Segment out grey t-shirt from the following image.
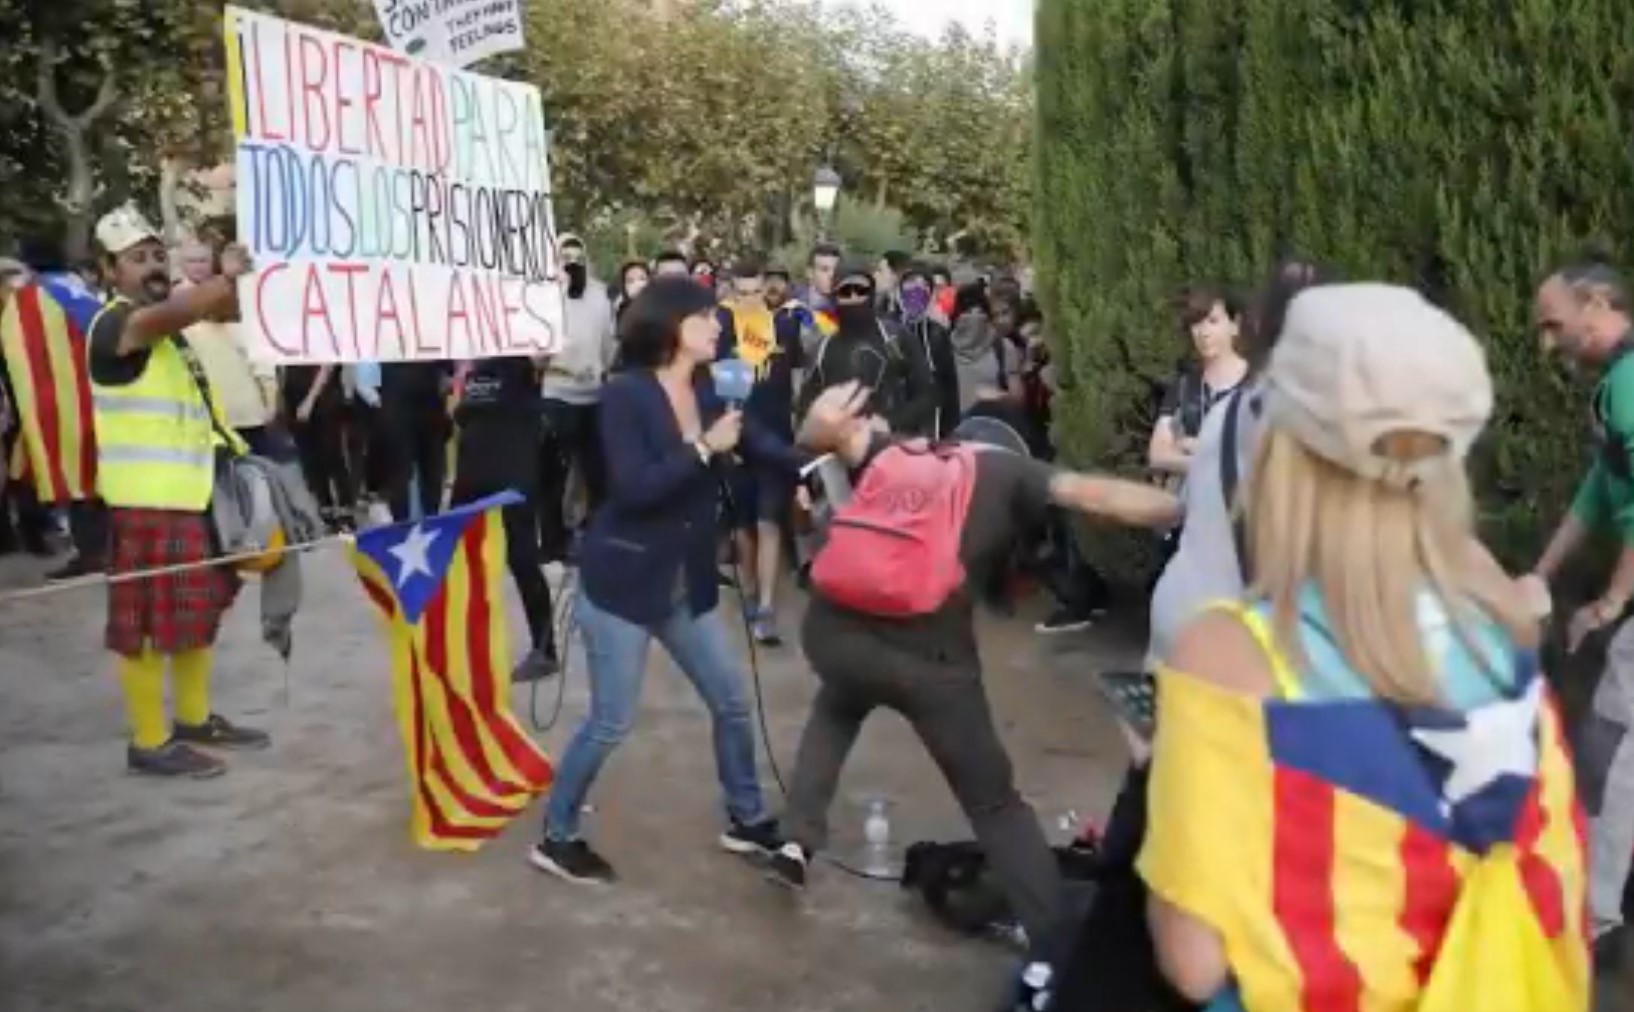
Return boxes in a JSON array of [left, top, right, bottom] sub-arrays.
[[1146, 379, 1262, 666]]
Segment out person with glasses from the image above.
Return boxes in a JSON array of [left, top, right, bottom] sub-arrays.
[[795, 261, 935, 437]]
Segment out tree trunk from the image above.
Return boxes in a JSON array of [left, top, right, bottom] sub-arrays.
[[60, 131, 95, 262], [158, 156, 185, 247], [36, 44, 117, 262]]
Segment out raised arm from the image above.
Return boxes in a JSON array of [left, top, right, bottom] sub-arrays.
[[112, 246, 250, 356]]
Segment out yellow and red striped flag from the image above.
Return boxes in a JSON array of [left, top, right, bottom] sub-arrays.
[[1139, 608, 1589, 1011], [351, 492, 553, 851], [0, 279, 98, 504]]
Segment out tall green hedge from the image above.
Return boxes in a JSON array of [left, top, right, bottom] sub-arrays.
[[1036, 0, 1634, 585]]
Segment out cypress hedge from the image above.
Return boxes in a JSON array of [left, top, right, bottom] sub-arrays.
[[1035, 0, 1634, 587]]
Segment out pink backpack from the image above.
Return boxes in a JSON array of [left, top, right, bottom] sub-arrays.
[[811, 441, 980, 616]]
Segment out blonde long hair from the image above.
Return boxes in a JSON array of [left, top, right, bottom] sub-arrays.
[[1244, 428, 1535, 706]]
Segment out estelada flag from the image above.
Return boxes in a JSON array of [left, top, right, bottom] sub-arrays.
[[1139, 607, 1589, 1012], [351, 492, 553, 851], [0, 278, 98, 504]]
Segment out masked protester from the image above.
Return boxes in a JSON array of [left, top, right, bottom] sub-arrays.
[[85, 205, 269, 778], [538, 233, 617, 561], [796, 261, 936, 436], [896, 264, 958, 438]]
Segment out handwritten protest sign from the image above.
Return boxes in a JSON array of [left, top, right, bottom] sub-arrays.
[[223, 6, 563, 364], [372, 0, 525, 69]]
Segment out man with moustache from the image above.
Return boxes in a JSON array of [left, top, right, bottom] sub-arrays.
[[86, 205, 268, 778]]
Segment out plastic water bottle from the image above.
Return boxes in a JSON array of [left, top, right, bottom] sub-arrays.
[[862, 797, 891, 877], [1017, 961, 1053, 1011]]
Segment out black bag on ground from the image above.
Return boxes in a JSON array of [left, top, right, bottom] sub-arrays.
[[900, 835, 1106, 945]]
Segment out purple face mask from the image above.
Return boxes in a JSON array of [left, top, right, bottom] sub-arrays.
[[900, 285, 931, 321]]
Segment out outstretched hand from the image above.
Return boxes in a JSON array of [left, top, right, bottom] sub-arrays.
[[797, 380, 869, 453]]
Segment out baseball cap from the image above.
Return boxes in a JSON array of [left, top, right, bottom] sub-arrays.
[[1262, 283, 1492, 489], [95, 205, 161, 256], [951, 414, 1032, 458]]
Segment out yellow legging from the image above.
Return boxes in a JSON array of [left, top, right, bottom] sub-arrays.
[[116, 648, 212, 750]]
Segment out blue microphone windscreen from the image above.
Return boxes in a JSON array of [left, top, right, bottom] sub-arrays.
[[711, 359, 755, 404]]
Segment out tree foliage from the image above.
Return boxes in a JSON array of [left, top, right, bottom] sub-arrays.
[[0, 0, 1032, 261], [1036, 0, 1634, 585]]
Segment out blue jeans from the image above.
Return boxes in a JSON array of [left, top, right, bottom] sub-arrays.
[[542, 592, 768, 840]]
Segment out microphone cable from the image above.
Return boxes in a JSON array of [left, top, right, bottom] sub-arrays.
[[716, 468, 896, 884]]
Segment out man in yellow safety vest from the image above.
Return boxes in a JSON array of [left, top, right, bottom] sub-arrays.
[[88, 205, 267, 778]]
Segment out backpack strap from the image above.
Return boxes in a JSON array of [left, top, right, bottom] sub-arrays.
[[1201, 600, 1303, 700], [1219, 387, 1250, 583]]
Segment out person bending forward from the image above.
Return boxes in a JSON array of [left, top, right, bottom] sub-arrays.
[[767, 381, 1179, 954]]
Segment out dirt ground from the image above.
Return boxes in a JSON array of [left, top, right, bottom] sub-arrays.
[[0, 547, 1137, 1012], [4, 544, 1631, 1012]]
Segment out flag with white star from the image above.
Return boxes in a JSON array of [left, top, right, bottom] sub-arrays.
[[351, 492, 553, 851], [1140, 617, 1591, 1011]]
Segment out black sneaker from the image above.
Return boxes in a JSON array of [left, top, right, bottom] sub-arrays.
[[173, 714, 271, 751], [720, 819, 782, 857], [1035, 604, 1105, 635], [528, 838, 616, 885], [45, 554, 104, 582], [512, 647, 560, 684], [128, 740, 226, 779], [766, 842, 809, 890]]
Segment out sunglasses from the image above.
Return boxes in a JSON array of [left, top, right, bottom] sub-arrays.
[[835, 284, 872, 300]]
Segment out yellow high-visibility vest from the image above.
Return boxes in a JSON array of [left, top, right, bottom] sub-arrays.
[[89, 301, 242, 511]]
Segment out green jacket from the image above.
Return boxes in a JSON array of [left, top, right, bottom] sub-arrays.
[[1570, 350, 1634, 543]]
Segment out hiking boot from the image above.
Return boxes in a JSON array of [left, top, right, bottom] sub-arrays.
[[1035, 603, 1106, 635], [512, 647, 560, 684], [766, 842, 809, 890], [127, 740, 226, 779], [45, 554, 104, 582], [528, 838, 616, 885], [720, 818, 783, 858], [173, 714, 271, 751], [750, 609, 782, 647]]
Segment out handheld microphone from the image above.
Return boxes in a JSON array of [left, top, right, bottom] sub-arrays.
[[710, 358, 754, 410]]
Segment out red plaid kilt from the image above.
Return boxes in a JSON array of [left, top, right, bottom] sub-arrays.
[[106, 508, 239, 657]]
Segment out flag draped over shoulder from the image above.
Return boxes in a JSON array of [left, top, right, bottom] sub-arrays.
[[1139, 634, 1589, 1011], [0, 278, 98, 503], [350, 492, 553, 851]]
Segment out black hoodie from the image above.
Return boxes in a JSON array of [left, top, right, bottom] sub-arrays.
[[798, 294, 936, 436]]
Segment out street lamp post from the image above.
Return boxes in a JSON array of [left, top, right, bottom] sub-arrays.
[[812, 164, 841, 243]]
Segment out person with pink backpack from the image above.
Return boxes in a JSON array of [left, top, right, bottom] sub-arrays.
[[765, 380, 1179, 957]]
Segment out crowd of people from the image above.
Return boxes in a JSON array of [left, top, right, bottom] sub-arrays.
[[3, 203, 1633, 1010]]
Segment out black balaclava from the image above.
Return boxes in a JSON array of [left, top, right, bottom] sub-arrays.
[[564, 261, 588, 298], [834, 261, 878, 335]]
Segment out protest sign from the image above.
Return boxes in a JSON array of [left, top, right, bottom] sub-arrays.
[[223, 6, 563, 364], [372, 0, 525, 69]]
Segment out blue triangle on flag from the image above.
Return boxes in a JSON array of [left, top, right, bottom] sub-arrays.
[[354, 490, 522, 624]]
